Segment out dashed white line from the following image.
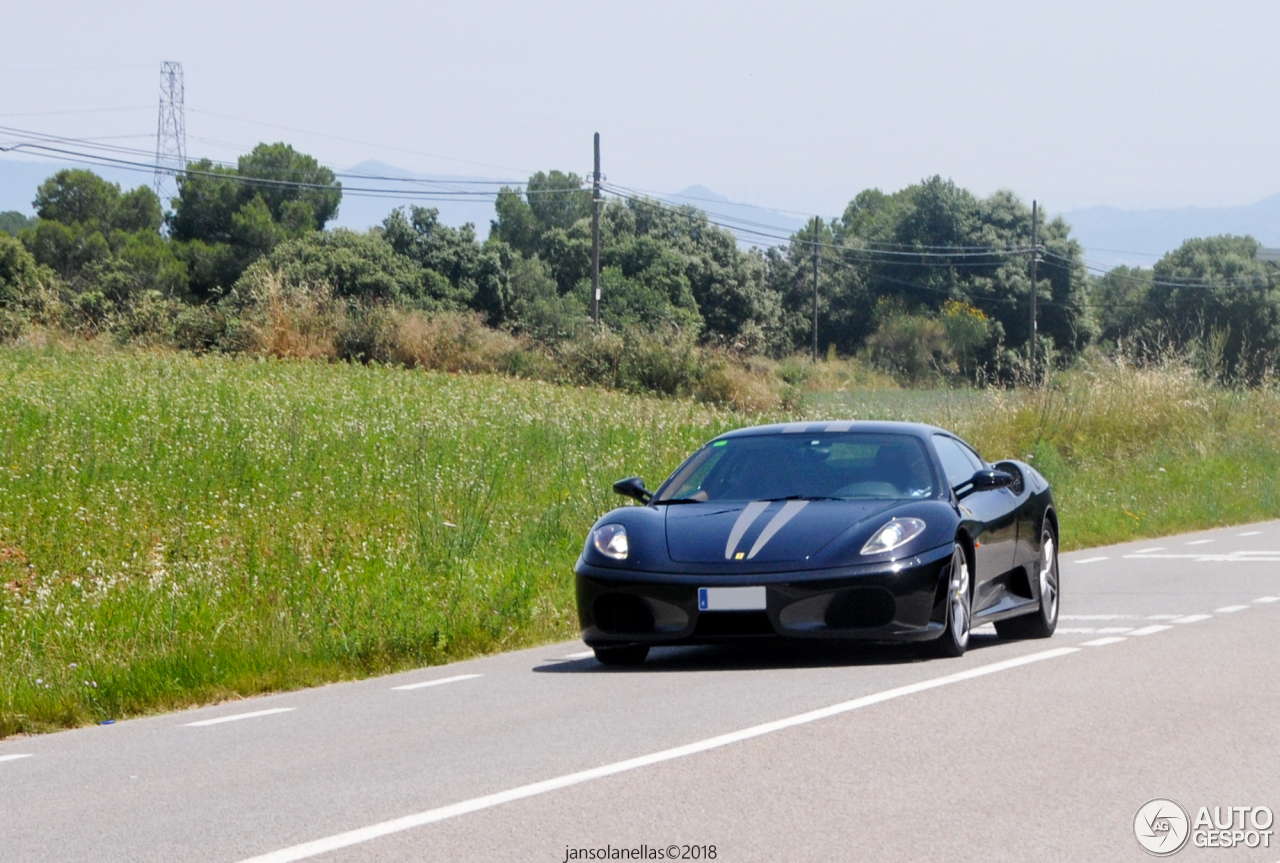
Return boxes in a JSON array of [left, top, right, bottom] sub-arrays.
[[233, 647, 1080, 863], [1215, 605, 1249, 614], [1237, 531, 1262, 537], [0, 753, 33, 763], [1255, 596, 1280, 604], [1172, 614, 1212, 624], [392, 674, 482, 691], [1124, 553, 1280, 562], [1073, 556, 1109, 564], [561, 651, 596, 660], [1080, 636, 1127, 647], [1128, 625, 1174, 637], [1186, 539, 1214, 545], [1060, 614, 1183, 621], [1058, 627, 1133, 634], [1061, 614, 1142, 620], [1134, 547, 1165, 553], [184, 708, 296, 727]]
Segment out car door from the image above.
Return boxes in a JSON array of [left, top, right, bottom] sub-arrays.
[[932, 435, 1018, 612]]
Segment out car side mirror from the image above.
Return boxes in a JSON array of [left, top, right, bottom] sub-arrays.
[[612, 476, 652, 503], [954, 469, 1014, 500]]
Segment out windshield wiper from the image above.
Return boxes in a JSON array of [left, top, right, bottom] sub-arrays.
[[656, 497, 707, 505]]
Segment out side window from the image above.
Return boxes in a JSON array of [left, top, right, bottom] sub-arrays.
[[956, 440, 986, 470], [933, 436, 980, 488]]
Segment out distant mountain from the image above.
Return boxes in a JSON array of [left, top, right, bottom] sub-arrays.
[[1064, 195, 1280, 270], [663, 185, 808, 246]]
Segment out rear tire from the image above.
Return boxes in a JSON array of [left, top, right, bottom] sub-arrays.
[[995, 521, 1059, 640], [593, 644, 650, 666], [931, 544, 972, 658]]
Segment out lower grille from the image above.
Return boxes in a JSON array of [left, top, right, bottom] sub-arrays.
[[693, 611, 775, 637]]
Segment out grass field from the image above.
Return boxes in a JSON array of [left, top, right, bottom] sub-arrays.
[[3, 345, 1280, 736]]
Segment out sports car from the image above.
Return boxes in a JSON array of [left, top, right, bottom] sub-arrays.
[[575, 421, 1059, 665]]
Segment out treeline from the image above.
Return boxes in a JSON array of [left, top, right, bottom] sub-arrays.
[[3, 141, 1280, 393]]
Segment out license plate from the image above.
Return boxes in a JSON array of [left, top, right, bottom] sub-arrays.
[[698, 586, 767, 611]]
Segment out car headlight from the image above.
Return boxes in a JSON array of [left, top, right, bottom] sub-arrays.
[[592, 524, 629, 560], [860, 518, 926, 556]]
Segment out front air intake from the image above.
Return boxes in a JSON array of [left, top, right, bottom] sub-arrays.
[[824, 587, 896, 629], [593, 594, 655, 635]]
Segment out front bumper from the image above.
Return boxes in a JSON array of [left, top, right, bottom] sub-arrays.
[[576, 544, 953, 646]]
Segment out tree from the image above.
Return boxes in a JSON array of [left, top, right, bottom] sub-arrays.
[[491, 171, 592, 259], [1145, 235, 1280, 380], [1090, 265, 1154, 348], [381, 207, 508, 323], [169, 143, 342, 299], [21, 170, 182, 304], [34, 170, 120, 227], [237, 228, 424, 306], [797, 177, 1093, 368], [0, 234, 60, 336], [0, 212, 37, 237], [33, 170, 162, 234]]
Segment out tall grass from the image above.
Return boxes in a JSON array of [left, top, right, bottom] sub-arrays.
[[3, 345, 1279, 736], [0, 345, 736, 735]]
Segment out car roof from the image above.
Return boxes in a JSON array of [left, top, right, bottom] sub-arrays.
[[712, 420, 949, 442]]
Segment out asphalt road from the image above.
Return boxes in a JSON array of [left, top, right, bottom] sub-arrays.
[[3, 521, 1279, 863]]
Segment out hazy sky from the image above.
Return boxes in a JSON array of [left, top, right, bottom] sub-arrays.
[[3, 0, 1279, 220]]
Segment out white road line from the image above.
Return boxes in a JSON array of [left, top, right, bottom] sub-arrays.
[[1186, 539, 1214, 545], [1237, 531, 1262, 536], [1172, 614, 1212, 624], [1073, 556, 1109, 564], [561, 651, 596, 660], [1080, 636, 1127, 647], [392, 674, 482, 691], [1060, 614, 1181, 621], [1255, 596, 1280, 604], [1128, 625, 1174, 637], [1134, 547, 1165, 553], [1061, 614, 1142, 620], [234, 647, 1080, 863], [1058, 627, 1133, 634], [184, 708, 296, 728], [1124, 553, 1280, 562], [1215, 605, 1249, 614], [0, 753, 33, 763]]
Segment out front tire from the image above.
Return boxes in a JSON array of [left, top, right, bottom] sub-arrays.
[[995, 521, 1059, 640], [931, 544, 972, 658], [593, 644, 650, 666]]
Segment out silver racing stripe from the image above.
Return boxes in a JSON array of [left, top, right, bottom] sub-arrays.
[[746, 500, 809, 559], [724, 500, 771, 559]]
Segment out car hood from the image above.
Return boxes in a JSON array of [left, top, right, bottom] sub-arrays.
[[664, 499, 899, 564]]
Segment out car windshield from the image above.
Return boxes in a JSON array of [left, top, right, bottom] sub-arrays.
[[655, 432, 935, 502]]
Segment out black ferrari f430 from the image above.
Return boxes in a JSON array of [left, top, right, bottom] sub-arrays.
[[574, 421, 1059, 665]]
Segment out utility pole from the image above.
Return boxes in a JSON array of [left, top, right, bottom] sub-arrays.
[[812, 216, 820, 362], [153, 61, 187, 208], [1029, 199, 1038, 384], [591, 132, 601, 328]]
